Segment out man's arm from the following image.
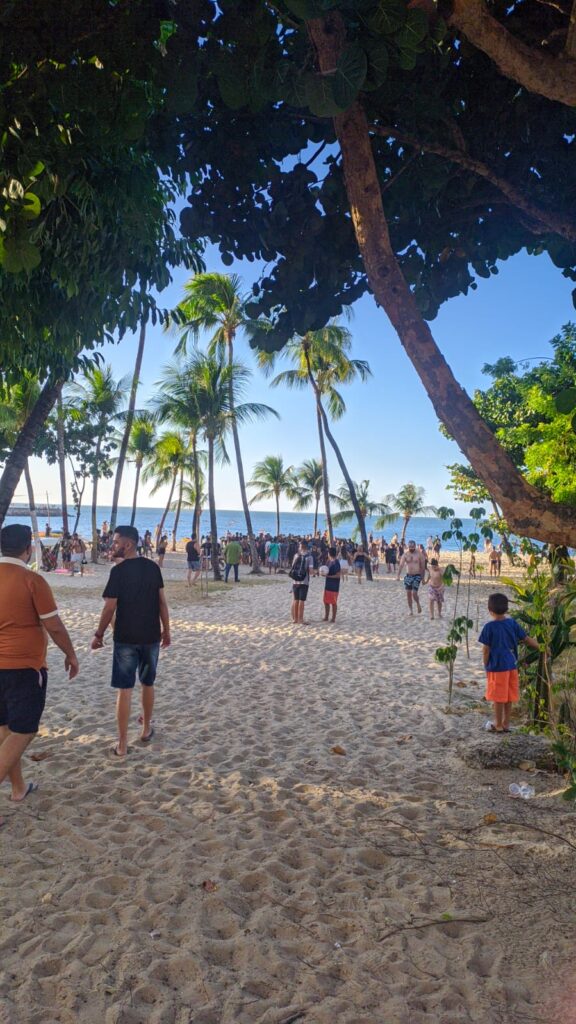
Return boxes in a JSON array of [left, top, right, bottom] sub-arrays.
[[481, 644, 490, 667], [91, 597, 117, 649], [159, 588, 171, 648], [397, 555, 405, 577], [523, 635, 540, 651], [43, 615, 79, 678]]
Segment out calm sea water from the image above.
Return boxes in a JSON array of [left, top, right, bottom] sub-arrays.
[[14, 506, 499, 552]]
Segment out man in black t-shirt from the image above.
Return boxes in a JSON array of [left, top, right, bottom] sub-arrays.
[[322, 546, 341, 623], [186, 535, 201, 586], [91, 525, 171, 757]]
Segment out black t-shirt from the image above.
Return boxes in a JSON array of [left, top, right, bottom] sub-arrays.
[[186, 540, 199, 560], [103, 558, 164, 644], [325, 559, 341, 593]]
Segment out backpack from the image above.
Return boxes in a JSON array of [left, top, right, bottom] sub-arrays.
[[289, 554, 308, 582]]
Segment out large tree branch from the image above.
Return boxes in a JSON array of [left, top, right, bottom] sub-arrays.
[[0, 379, 61, 527], [370, 123, 576, 243], [447, 0, 576, 107], [309, 11, 576, 548]]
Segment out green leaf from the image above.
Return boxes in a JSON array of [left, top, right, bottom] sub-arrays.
[[284, 0, 322, 18], [556, 387, 576, 414], [364, 39, 389, 87], [22, 191, 41, 220], [396, 48, 418, 70], [395, 8, 429, 50], [305, 73, 344, 118], [333, 43, 368, 109], [216, 60, 248, 110], [0, 235, 41, 273], [368, 0, 406, 35], [562, 785, 576, 801]]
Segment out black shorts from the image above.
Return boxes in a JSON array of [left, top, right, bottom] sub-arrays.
[[292, 583, 309, 602], [0, 667, 48, 734]]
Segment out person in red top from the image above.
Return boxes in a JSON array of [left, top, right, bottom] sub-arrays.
[[0, 524, 79, 802]]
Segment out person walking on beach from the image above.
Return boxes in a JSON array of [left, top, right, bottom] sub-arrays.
[[91, 525, 171, 757], [186, 534, 201, 586], [424, 558, 445, 619], [290, 541, 314, 625], [157, 534, 168, 568], [322, 547, 341, 623], [397, 539, 426, 615], [479, 593, 538, 733], [70, 533, 86, 576], [224, 536, 242, 583], [0, 524, 79, 802]]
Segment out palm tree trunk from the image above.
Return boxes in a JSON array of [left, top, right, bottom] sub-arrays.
[[226, 337, 261, 572], [316, 403, 333, 543], [110, 321, 146, 532], [91, 435, 102, 563], [172, 468, 185, 551], [304, 353, 373, 580], [191, 434, 202, 540], [70, 460, 86, 534], [0, 379, 61, 528], [309, 13, 576, 550], [56, 384, 69, 534], [314, 493, 319, 537], [130, 458, 142, 527], [275, 492, 280, 537], [157, 470, 177, 547], [400, 515, 411, 544], [207, 435, 222, 580], [24, 460, 42, 570]]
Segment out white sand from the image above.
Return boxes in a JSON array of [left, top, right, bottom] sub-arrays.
[[1, 556, 575, 1024]]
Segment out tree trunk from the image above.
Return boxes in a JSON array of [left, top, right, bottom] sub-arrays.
[[157, 470, 177, 549], [56, 384, 69, 535], [207, 435, 222, 580], [313, 494, 319, 537], [0, 379, 61, 528], [191, 433, 202, 542], [172, 467, 184, 551], [91, 435, 102, 563], [70, 460, 86, 534], [130, 457, 142, 527], [401, 515, 411, 544], [304, 350, 373, 579], [309, 13, 576, 550], [110, 320, 146, 532], [316, 402, 333, 543], [227, 335, 261, 572], [275, 492, 280, 537], [24, 460, 42, 570]]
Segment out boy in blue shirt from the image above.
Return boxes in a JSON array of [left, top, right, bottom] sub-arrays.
[[478, 593, 538, 734]]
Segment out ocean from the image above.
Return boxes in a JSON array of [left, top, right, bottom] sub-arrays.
[[15, 506, 498, 552]]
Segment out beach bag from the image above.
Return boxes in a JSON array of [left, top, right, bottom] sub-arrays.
[[289, 555, 308, 582]]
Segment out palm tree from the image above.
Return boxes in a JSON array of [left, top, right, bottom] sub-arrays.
[[257, 322, 372, 570], [171, 272, 268, 572], [291, 458, 324, 536], [333, 480, 390, 536], [0, 373, 45, 567], [173, 479, 208, 539], [375, 483, 438, 543], [110, 321, 147, 532], [142, 430, 190, 549], [127, 412, 156, 527], [69, 365, 130, 561], [248, 455, 295, 536], [55, 384, 69, 534], [155, 353, 274, 580]]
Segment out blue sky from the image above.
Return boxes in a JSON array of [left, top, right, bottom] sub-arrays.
[[28, 244, 576, 515]]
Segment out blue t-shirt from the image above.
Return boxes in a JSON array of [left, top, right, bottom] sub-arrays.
[[478, 617, 527, 672], [325, 559, 341, 593]]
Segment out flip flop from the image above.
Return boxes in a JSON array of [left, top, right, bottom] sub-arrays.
[[486, 724, 504, 734], [10, 781, 38, 802], [112, 746, 126, 757], [141, 727, 155, 743]]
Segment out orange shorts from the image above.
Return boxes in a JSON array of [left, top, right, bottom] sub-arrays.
[[323, 591, 338, 606], [485, 669, 519, 703]]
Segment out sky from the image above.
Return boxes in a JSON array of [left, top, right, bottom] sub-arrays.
[[26, 242, 576, 516]]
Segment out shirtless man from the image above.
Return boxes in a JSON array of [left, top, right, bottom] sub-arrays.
[[397, 539, 426, 615]]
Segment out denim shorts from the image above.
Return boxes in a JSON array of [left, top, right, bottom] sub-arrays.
[[187, 560, 200, 570], [0, 667, 47, 734], [111, 643, 160, 689]]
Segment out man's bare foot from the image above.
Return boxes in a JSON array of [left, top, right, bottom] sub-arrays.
[[112, 744, 128, 757]]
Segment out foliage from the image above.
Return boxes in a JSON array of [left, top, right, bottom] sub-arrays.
[[332, 480, 388, 529], [435, 616, 474, 706], [248, 456, 295, 506], [376, 483, 436, 539]]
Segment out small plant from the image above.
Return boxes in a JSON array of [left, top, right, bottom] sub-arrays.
[[436, 615, 474, 705]]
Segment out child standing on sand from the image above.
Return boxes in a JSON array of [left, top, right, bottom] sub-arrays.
[[478, 593, 538, 734], [425, 558, 445, 619]]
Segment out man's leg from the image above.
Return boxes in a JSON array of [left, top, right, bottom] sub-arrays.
[[322, 600, 329, 622], [429, 599, 435, 619], [493, 701, 505, 731], [234, 563, 239, 582], [0, 726, 35, 800], [225, 563, 231, 582], [413, 584, 422, 613], [502, 701, 512, 731], [291, 596, 297, 622], [116, 690, 132, 756], [331, 601, 337, 623], [405, 586, 414, 614], [296, 599, 306, 624], [140, 685, 154, 740]]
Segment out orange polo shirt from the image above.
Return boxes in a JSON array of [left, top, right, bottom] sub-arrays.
[[0, 557, 59, 670]]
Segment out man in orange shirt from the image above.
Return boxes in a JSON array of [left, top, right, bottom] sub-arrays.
[[0, 524, 79, 802]]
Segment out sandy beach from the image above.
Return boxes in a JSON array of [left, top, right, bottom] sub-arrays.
[[1, 556, 576, 1024]]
